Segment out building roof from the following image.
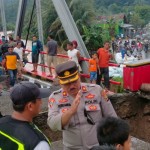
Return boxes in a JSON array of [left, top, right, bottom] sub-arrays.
[[120, 24, 133, 28], [97, 13, 125, 22]]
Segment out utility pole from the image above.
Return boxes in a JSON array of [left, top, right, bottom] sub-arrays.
[[35, 0, 45, 72], [51, 0, 90, 74], [0, 0, 7, 38]]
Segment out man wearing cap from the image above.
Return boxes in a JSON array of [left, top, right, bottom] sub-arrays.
[[0, 81, 51, 150], [47, 61, 117, 150], [3, 45, 22, 86]]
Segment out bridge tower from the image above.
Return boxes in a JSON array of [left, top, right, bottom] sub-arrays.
[[0, 0, 7, 38]]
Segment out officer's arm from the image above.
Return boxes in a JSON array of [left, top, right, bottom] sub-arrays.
[[47, 95, 62, 131], [47, 98, 74, 130], [61, 90, 81, 128], [61, 110, 74, 128], [48, 91, 80, 130], [99, 88, 117, 117]]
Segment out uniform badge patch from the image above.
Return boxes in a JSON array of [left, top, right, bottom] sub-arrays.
[[64, 71, 70, 76], [101, 90, 109, 102], [89, 105, 97, 111], [85, 104, 100, 111], [59, 99, 68, 103], [82, 86, 87, 92], [49, 98, 55, 108], [62, 91, 68, 97], [85, 93, 95, 99], [61, 108, 69, 113]]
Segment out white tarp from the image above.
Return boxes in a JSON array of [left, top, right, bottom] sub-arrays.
[[115, 52, 138, 64], [109, 66, 123, 78]]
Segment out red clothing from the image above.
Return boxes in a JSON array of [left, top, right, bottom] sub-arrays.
[[89, 59, 97, 72], [0, 39, 2, 45], [97, 48, 110, 68]]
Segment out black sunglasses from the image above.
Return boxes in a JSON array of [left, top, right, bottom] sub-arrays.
[[84, 109, 95, 125]]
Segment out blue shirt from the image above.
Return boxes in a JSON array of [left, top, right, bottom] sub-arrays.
[[32, 40, 43, 54], [32, 41, 38, 54]]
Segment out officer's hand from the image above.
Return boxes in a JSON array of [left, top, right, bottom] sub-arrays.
[[70, 90, 81, 115]]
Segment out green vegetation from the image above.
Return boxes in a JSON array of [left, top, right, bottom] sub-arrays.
[[111, 77, 124, 93], [82, 25, 103, 52]]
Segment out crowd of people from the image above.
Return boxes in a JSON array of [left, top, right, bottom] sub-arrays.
[[0, 34, 140, 150], [112, 37, 150, 60], [0, 60, 131, 150], [0, 35, 26, 95], [0, 33, 113, 94]]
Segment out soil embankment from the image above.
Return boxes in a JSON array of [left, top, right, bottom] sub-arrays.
[[110, 93, 150, 143]]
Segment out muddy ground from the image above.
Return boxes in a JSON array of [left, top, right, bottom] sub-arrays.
[[33, 93, 150, 143]]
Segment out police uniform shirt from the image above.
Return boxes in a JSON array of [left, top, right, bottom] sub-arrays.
[[47, 83, 117, 150]]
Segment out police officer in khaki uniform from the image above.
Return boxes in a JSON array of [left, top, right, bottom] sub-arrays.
[[47, 61, 117, 150]]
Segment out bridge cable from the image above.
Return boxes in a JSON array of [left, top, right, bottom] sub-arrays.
[[25, 0, 36, 48]]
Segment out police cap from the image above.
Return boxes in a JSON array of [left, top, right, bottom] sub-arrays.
[[55, 61, 79, 85]]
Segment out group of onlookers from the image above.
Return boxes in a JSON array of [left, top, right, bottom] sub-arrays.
[[0, 35, 25, 95], [0, 60, 132, 150], [0, 33, 136, 150], [0, 60, 131, 150], [112, 37, 149, 60], [0, 33, 113, 96], [46, 35, 113, 90]]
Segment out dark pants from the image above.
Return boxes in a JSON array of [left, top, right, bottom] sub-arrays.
[[32, 53, 39, 63], [96, 67, 109, 89], [8, 69, 17, 86]]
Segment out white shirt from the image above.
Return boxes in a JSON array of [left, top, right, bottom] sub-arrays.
[[67, 49, 79, 66], [34, 141, 51, 150], [14, 47, 23, 61]]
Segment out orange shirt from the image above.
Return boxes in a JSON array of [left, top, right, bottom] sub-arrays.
[[89, 59, 97, 72], [97, 48, 110, 68], [4, 52, 20, 69]]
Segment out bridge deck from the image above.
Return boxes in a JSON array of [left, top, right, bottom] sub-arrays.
[[23, 68, 54, 81]]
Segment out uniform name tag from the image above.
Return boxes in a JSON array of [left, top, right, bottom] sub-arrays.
[[85, 99, 97, 104], [59, 99, 68, 103], [85, 104, 100, 111]]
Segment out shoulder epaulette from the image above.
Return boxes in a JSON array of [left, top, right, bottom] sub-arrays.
[[87, 84, 96, 87], [53, 89, 61, 95]]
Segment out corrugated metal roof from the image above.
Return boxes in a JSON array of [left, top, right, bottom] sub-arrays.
[[120, 24, 133, 28]]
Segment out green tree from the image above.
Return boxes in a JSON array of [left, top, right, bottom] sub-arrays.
[[108, 3, 122, 14], [106, 18, 117, 38], [41, 0, 58, 43], [134, 0, 146, 5], [130, 13, 145, 29], [96, 6, 111, 16], [134, 5, 150, 25], [49, 0, 96, 47], [82, 25, 103, 52]]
